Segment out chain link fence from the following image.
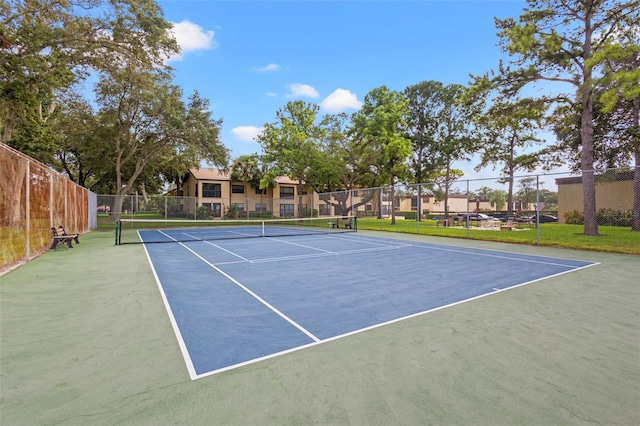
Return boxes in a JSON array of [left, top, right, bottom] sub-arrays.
[[96, 167, 637, 232], [3, 141, 635, 273]]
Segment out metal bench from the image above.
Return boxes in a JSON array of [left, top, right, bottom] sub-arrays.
[[330, 217, 353, 229]]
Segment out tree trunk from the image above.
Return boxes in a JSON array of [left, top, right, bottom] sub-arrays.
[[0, 145, 26, 227], [1, 104, 16, 144], [580, 16, 599, 236]]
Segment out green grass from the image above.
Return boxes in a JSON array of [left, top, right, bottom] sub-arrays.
[[357, 218, 640, 255], [96, 214, 640, 255]]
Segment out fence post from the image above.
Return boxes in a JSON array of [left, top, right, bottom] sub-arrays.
[[536, 175, 541, 245]]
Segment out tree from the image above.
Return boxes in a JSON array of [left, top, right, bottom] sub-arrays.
[[489, 189, 507, 211], [95, 66, 227, 218], [257, 100, 324, 217], [488, 0, 639, 236], [538, 189, 558, 209], [515, 176, 537, 211], [230, 154, 262, 189], [547, 15, 639, 230], [597, 15, 640, 231], [1, 0, 178, 155], [350, 86, 411, 224], [1, 0, 180, 225], [315, 113, 378, 217], [51, 90, 107, 189], [404, 81, 447, 221], [427, 84, 478, 219], [470, 95, 546, 214], [475, 186, 494, 201]]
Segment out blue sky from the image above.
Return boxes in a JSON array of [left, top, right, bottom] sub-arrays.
[[158, 0, 543, 179]]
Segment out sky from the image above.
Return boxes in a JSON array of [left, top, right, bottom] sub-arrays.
[[156, 0, 553, 181]]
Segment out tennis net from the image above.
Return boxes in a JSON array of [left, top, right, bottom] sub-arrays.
[[115, 216, 357, 245]]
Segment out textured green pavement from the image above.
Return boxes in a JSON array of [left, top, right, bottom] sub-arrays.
[[1, 231, 639, 425]]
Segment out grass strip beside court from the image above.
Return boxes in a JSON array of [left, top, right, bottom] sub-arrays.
[[356, 218, 640, 255]]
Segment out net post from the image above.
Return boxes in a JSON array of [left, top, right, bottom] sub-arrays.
[[353, 216, 357, 232], [115, 219, 120, 245], [261, 220, 265, 237]]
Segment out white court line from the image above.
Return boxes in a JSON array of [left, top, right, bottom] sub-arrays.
[[324, 233, 409, 248], [202, 240, 250, 262], [337, 234, 594, 269], [176, 241, 321, 344], [147, 229, 598, 380], [140, 238, 198, 380], [266, 236, 334, 253], [400, 243, 592, 268], [192, 260, 599, 380], [213, 245, 404, 266], [356, 233, 594, 265], [250, 245, 403, 264]]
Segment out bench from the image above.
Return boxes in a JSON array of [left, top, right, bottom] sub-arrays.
[[50, 226, 80, 250], [329, 217, 353, 229]]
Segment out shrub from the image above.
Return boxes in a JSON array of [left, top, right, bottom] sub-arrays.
[[224, 204, 241, 219], [303, 208, 319, 218], [564, 210, 584, 225], [396, 210, 417, 219], [195, 205, 212, 220], [597, 208, 632, 227]]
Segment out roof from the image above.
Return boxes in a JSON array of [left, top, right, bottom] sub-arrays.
[[189, 168, 230, 181], [188, 168, 300, 185], [555, 171, 635, 185]]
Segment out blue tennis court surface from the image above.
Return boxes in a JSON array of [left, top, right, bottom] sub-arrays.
[[142, 232, 596, 380]]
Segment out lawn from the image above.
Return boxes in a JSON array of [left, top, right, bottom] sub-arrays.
[[356, 218, 640, 255], [95, 214, 640, 255]]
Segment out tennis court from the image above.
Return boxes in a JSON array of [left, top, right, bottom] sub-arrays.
[[137, 222, 596, 379], [2, 229, 638, 425]]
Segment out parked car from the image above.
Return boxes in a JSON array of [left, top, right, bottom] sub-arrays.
[[453, 213, 496, 222], [492, 213, 517, 222], [538, 214, 558, 223], [517, 214, 558, 223]]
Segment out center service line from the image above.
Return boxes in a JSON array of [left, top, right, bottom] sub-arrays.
[[177, 240, 321, 343]]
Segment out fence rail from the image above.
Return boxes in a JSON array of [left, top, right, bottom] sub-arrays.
[[96, 167, 637, 227]]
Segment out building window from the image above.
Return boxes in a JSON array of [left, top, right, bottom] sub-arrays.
[[280, 204, 294, 216], [319, 204, 332, 216], [207, 203, 221, 217], [319, 193, 331, 201], [232, 203, 244, 212], [255, 203, 267, 212], [280, 186, 294, 199], [232, 184, 245, 194], [255, 187, 267, 195], [202, 183, 221, 198]]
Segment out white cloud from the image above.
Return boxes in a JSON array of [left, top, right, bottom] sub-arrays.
[[287, 83, 319, 99], [167, 20, 217, 62], [320, 89, 362, 113], [254, 63, 281, 72], [265, 92, 278, 98], [231, 126, 263, 142]]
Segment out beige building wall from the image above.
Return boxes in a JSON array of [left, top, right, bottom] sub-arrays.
[[180, 168, 314, 217], [557, 179, 634, 223]]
